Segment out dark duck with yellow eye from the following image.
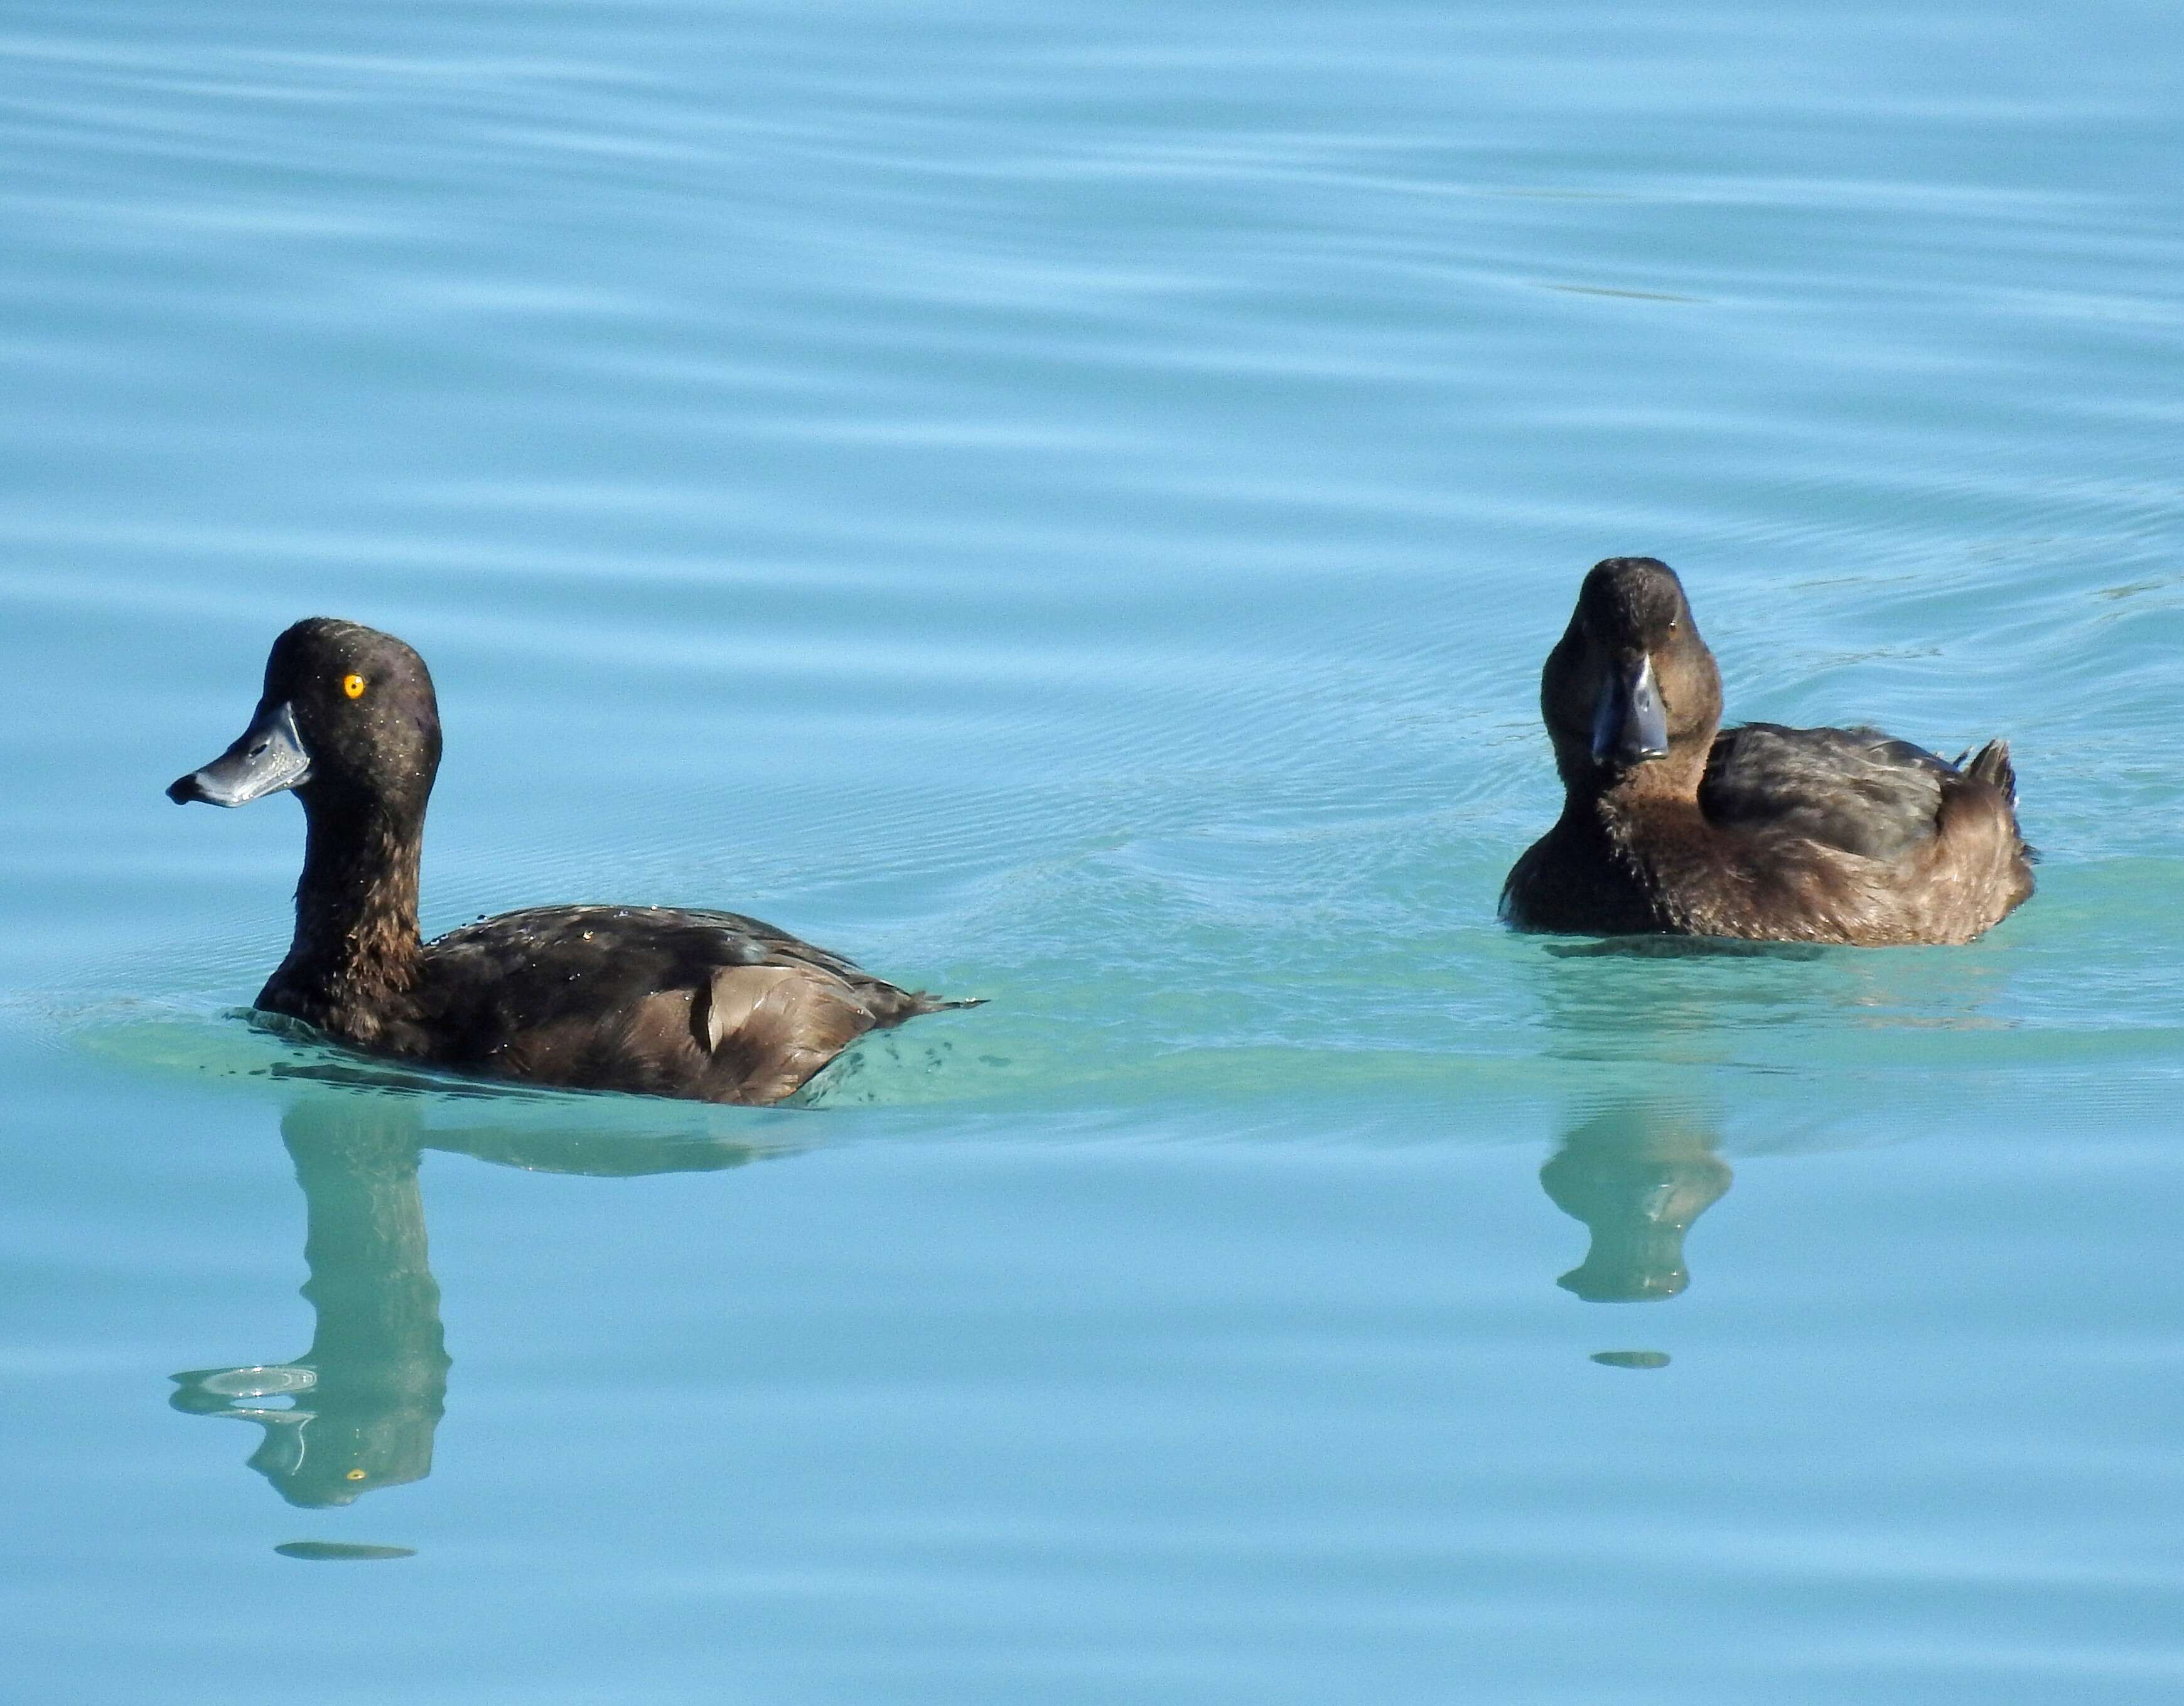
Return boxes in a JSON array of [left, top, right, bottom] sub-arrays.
[[1500, 557, 2034, 945], [169, 619, 977, 1103]]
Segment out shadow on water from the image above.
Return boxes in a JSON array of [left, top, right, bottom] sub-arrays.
[[1541, 1103, 1732, 1304], [1542, 938, 1830, 963], [1524, 927, 2017, 1080], [169, 1089, 784, 1508]]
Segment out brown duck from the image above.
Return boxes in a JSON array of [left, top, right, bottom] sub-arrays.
[[169, 619, 976, 1102], [1502, 557, 2034, 945]]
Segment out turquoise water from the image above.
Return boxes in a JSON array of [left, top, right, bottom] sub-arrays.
[[5, 1, 2183, 1698]]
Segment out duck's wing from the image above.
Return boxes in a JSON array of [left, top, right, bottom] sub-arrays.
[[1699, 723, 1953, 862], [653, 905, 979, 1024], [419, 905, 956, 1102]]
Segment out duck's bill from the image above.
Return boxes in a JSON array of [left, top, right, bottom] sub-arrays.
[[1590, 654, 1670, 767], [167, 700, 311, 807]]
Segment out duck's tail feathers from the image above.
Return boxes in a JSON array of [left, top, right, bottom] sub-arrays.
[[1958, 739, 2016, 805], [861, 987, 987, 1031], [900, 992, 986, 1014], [1956, 739, 2038, 863]]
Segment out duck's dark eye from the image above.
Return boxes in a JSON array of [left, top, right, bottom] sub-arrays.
[[342, 673, 367, 700]]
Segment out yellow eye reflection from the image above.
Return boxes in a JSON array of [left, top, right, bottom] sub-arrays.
[[342, 673, 367, 700]]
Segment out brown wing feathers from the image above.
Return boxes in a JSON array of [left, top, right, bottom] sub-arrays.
[[696, 965, 879, 1103]]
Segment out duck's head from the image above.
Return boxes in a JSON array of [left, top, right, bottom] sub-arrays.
[[1541, 557, 1723, 790], [168, 619, 443, 818]]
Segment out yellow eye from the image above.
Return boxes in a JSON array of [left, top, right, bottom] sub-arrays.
[[345, 1468, 367, 1481], [343, 673, 367, 700]]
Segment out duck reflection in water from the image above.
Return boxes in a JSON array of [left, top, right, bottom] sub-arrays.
[[1541, 1105, 1732, 1302], [171, 1088, 771, 1506]]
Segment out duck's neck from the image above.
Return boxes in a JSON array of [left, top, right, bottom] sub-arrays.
[[1539, 739, 1716, 932], [1558, 738, 1699, 832], [261, 794, 426, 1040], [1591, 742, 1710, 823]]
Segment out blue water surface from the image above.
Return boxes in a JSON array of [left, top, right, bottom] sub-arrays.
[[3, 1, 2181, 1700]]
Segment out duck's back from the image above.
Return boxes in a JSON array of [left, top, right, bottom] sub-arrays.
[[1687, 722, 2033, 943], [416, 905, 952, 1103], [1700, 723, 1955, 861]]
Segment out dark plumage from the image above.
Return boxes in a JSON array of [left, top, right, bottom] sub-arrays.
[[1501, 558, 2035, 945], [168, 619, 974, 1103]]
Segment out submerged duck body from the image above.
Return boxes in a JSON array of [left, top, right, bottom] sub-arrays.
[[170, 619, 971, 1103], [1502, 558, 2034, 945]]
